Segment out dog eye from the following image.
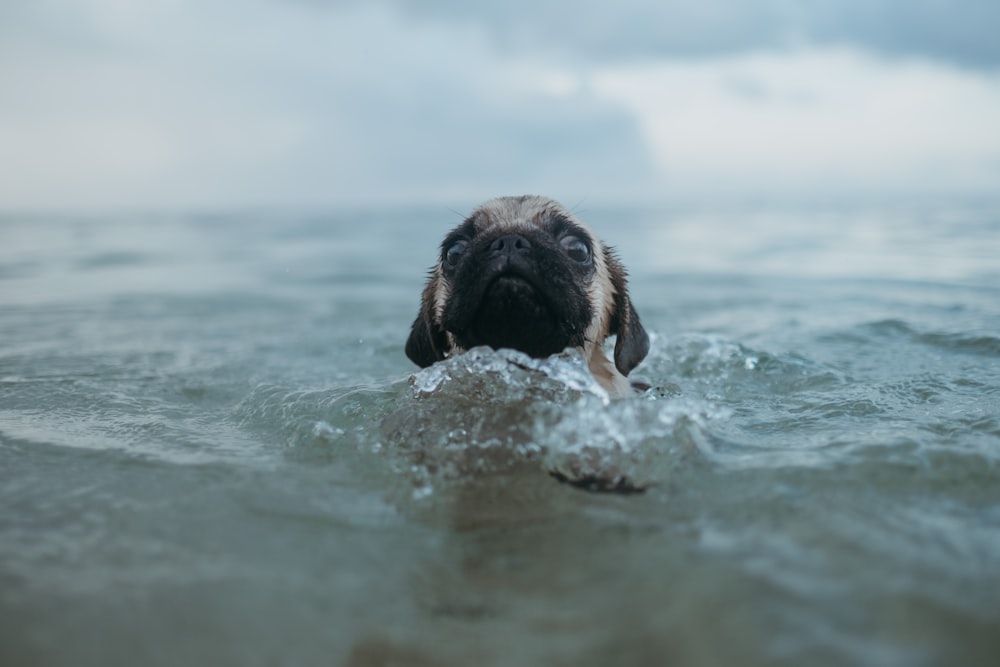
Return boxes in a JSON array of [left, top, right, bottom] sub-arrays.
[[560, 236, 591, 263], [445, 240, 468, 267]]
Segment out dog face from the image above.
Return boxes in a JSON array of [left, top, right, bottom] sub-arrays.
[[406, 195, 648, 396]]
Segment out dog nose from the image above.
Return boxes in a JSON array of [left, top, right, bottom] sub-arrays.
[[488, 234, 532, 258]]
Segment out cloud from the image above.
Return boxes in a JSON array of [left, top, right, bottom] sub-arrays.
[[0, 0, 657, 209], [592, 49, 1000, 198], [0, 0, 998, 209], [364, 0, 1000, 69]]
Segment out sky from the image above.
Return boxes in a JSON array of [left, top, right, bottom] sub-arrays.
[[1, 0, 999, 210]]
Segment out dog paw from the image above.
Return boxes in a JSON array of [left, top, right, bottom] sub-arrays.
[[548, 469, 649, 494]]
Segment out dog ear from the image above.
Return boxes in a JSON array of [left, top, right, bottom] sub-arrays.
[[606, 252, 649, 376], [405, 278, 448, 368]]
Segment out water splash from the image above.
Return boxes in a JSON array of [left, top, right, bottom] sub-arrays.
[[381, 347, 726, 494], [409, 346, 610, 403]]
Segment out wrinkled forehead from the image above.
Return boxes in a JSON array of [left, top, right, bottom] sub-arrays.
[[445, 195, 595, 245]]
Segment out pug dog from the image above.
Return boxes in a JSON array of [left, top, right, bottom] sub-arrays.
[[406, 195, 648, 398]]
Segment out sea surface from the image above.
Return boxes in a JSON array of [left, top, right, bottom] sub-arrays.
[[2, 200, 999, 666]]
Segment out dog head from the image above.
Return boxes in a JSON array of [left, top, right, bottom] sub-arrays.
[[406, 195, 648, 395]]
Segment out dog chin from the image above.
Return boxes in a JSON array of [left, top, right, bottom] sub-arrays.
[[456, 276, 576, 358]]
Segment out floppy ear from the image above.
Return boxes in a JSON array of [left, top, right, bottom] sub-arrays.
[[606, 253, 649, 376], [405, 278, 448, 368]]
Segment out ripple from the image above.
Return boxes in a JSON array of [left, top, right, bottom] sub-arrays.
[[643, 333, 846, 402], [918, 331, 1000, 357], [75, 251, 150, 270], [858, 319, 1000, 357], [880, 376, 950, 406]]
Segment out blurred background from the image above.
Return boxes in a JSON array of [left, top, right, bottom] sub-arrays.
[[2, 0, 999, 211]]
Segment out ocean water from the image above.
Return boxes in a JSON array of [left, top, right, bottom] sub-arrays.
[[1, 201, 999, 666]]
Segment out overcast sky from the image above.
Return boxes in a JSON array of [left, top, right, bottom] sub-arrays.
[[1, 0, 999, 210]]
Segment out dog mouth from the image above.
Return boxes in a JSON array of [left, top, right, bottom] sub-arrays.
[[459, 269, 571, 357], [485, 271, 537, 295], [479, 268, 557, 316]]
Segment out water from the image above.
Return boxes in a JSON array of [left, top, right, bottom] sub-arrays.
[[2, 202, 999, 666]]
